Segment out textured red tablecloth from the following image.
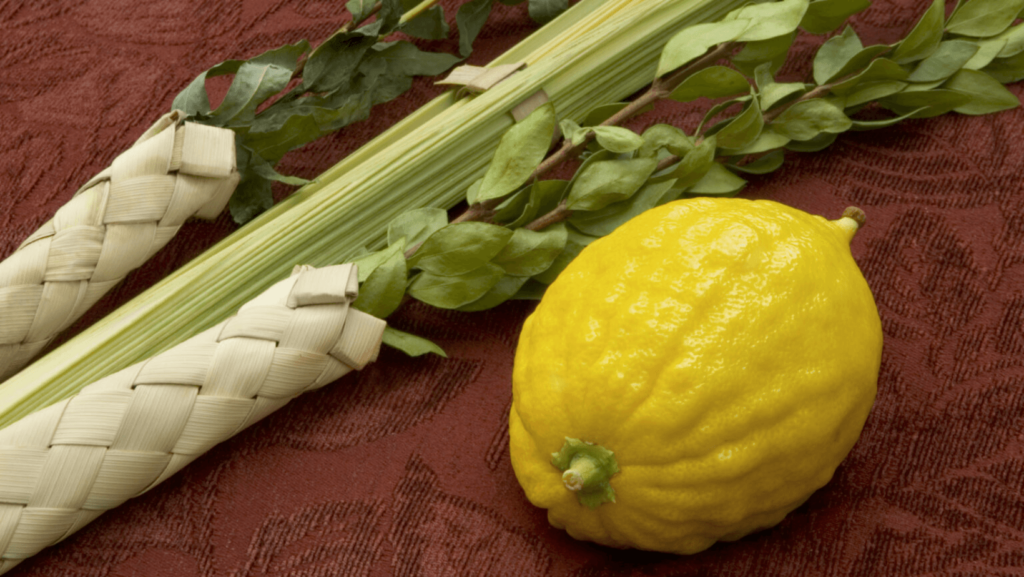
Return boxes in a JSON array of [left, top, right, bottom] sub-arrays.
[[3, 0, 1024, 575]]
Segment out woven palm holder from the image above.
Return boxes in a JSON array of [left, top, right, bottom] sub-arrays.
[[0, 263, 387, 574], [0, 110, 240, 382]]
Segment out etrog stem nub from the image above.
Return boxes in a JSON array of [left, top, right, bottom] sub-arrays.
[[551, 437, 620, 509], [835, 206, 867, 242]]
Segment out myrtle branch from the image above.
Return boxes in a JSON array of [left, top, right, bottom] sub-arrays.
[[449, 41, 741, 226]]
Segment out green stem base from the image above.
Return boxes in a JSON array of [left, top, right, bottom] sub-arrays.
[[551, 437, 620, 509]]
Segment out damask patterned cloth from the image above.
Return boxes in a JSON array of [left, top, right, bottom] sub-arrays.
[[2, 0, 1023, 575]]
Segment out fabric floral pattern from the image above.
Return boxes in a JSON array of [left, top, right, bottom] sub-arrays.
[[2, 0, 1023, 575]]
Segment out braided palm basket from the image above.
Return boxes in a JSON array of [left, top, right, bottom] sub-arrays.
[[0, 111, 240, 381], [0, 263, 386, 573]]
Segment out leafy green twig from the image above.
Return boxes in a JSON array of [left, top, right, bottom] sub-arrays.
[[450, 40, 743, 227], [172, 0, 567, 225], [353, 0, 1024, 358]]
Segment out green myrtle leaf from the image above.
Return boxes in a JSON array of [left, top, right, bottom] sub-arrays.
[[944, 68, 1021, 114], [567, 149, 612, 183], [507, 180, 569, 228], [727, 149, 785, 174], [800, 0, 871, 34], [533, 226, 598, 285], [456, 0, 493, 57], [879, 89, 974, 118], [477, 102, 556, 202], [892, 0, 944, 64], [754, 62, 807, 111], [401, 5, 449, 39], [713, 96, 763, 150], [696, 94, 753, 135], [761, 82, 808, 111], [830, 58, 909, 94], [753, 60, 774, 89], [528, 0, 568, 24], [849, 107, 928, 130], [824, 94, 848, 110], [731, 31, 795, 76], [352, 240, 406, 282], [654, 136, 716, 187], [771, 98, 852, 140], [964, 35, 1010, 70], [511, 279, 548, 300], [983, 51, 1024, 82], [566, 157, 658, 211], [997, 24, 1024, 57], [493, 225, 568, 276], [591, 126, 644, 153], [657, 19, 750, 77], [725, 0, 809, 42], [408, 263, 505, 308], [382, 326, 447, 357], [559, 119, 586, 146], [907, 40, 980, 82], [902, 79, 945, 93], [388, 207, 448, 246], [347, 0, 378, 22], [353, 249, 407, 318], [489, 184, 530, 223], [669, 66, 750, 102], [638, 124, 693, 158], [687, 163, 747, 196], [569, 180, 677, 236], [785, 131, 838, 152], [409, 222, 514, 276], [830, 47, 893, 87], [817, 41, 891, 86], [946, 0, 1024, 38], [813, 26, 865, 85], [844, 80, 910, 107], [457, 275, 531, 312], [723, 128, 791, 155], [465, 177, 484, 205]]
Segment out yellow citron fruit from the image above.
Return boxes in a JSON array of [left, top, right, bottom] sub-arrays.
[[509, 197, 882, 554]]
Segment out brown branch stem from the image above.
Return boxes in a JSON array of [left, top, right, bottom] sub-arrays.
[[529, 41, 741, 183], [436, 41, 742, 244], [524, 201, 571, 231]]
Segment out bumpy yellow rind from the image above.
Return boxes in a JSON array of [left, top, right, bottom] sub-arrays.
[[509, 197, 883, 554]]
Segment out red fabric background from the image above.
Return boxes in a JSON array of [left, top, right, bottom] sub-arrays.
[[3, 0, 1024, 575]]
